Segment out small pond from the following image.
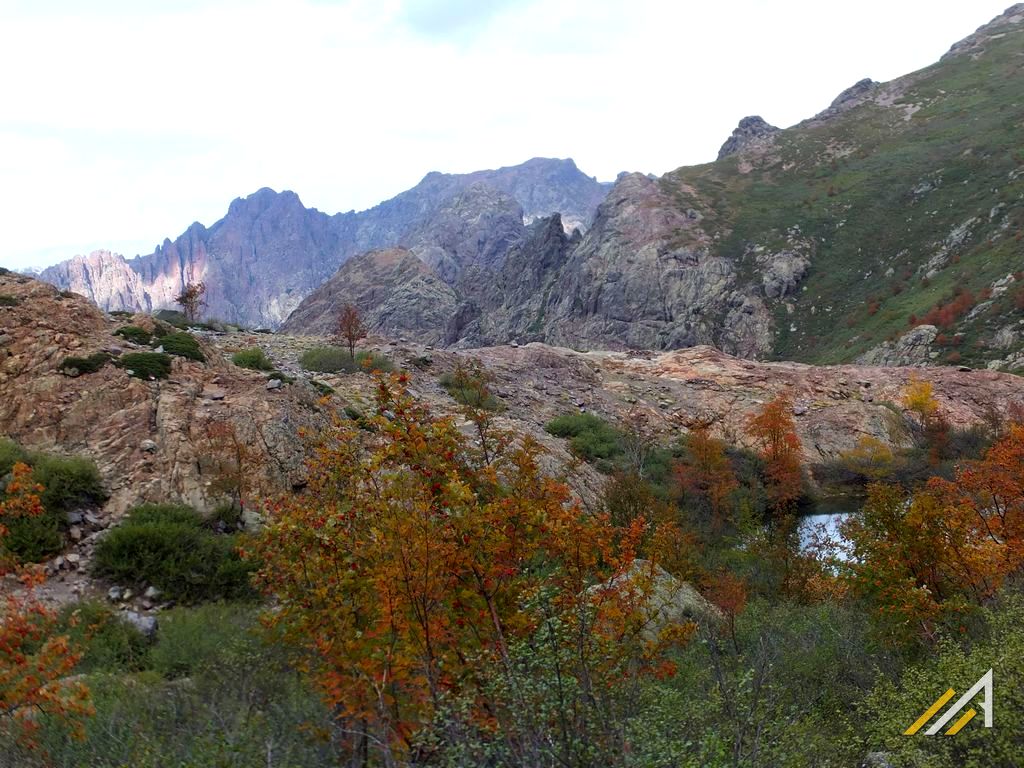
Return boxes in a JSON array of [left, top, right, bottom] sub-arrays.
[[797, 498, 861, 557]]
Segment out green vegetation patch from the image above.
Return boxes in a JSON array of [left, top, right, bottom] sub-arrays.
[[59, 352, 112, 376], [231, 347, 274, 370], [299, 346, 394, 374], [113, 325, 152, 345], [117, 352, 173, 380], [439, 367, 502, 411], [92, 503, 256, 603], [545, 412, 624, 465], [156, 331, 205, 362], [0, 294, 20, 307], [0, 439, 106, 562]]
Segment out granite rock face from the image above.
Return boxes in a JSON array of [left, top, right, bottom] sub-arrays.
[[279, 248, 460, 344], [40, 158, 610, 330], [856, 325, 939, 367], [284, 173, 780, 358]]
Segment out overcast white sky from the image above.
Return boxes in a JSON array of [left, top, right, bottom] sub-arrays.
[[0, 0, 1012, 269]]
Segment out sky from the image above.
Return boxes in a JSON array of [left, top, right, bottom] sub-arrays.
[[0, 0, 1013, 270]]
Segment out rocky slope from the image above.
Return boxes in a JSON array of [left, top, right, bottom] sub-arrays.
[[286, 5, 1024, 369], [40, 158, 610, 330], [0, 270, 328, 517]]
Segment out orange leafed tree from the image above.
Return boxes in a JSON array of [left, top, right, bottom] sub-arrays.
[[0, 463, 92, 749], [674, 426, 738, 533], [251, 374, 693, 763], [336, 303, 367, 361], [746, 395, 803, 513]]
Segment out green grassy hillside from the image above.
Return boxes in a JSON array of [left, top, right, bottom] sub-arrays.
[[661, 15, 1024, 367]]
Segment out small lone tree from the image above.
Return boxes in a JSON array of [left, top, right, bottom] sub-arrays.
[[336, 303, 367, 361], [174, 281, 207, 322]]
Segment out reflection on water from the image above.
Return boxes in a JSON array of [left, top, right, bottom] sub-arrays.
[[798, 500, 858, 558]]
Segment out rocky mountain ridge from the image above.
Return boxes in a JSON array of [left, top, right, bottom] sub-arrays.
[[40, 158, 609, 330]]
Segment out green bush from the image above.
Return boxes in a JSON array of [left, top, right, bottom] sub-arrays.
[[148, 602, 259, 679], [0, 441, 106, 562], [113, 325, 152, 345], [157, 331, 205, 362], [231, 347, 274, 370], [118, 352, 173, 380], [545, 412, 623, 463], [0, 294, 20, 306], [109, 309, 133, 318], [5, 602, 336, 768], [59, 352, 111, 375], [120, 503, 200, 527], [58, 600, 150, 673], [299, 346, 394, 374], [93, 504, 255, 603]]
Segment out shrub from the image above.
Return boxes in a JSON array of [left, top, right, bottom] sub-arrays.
[[6, 602, 336, 767], [147, 602, 259, 679], [0, 441, 106, 562], [157, 331, 205, 362], [439, 362, 501, 411], [59, 352, 111, 375], [299, 346, 394, 374], [231, 347, 274, 371], [118, 352, 173, 380], [113, 325, 152, 345], [545, 412, 623, 464], [0, 294, 20, 307], [93, 504, 255, 603], [57, 600, 150, 673]]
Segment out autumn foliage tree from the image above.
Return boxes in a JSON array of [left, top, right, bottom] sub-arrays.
[[251, 374, 694, 765], [746, 395, 803, 514], [674, 426, 739, 535], [336, 303, 367, 361], [845, 424, 1024, 644], [0, 463, 91, 750], [202, 419, 259, 518], [174, 281, 207, 323], [901, 376, 949, 464]]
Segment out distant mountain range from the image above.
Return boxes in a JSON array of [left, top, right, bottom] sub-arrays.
[[40, 158, 611, 329], [41, 4, 1024, 370]]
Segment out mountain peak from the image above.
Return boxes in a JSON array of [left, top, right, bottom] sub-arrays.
[[943, 3, 1024, 60], [717, 116, 780, 160]]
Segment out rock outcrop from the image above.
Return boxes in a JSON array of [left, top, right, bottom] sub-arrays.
[[279, 248, 459, 343], [717, 116, 780, 160], [856, 325, 939, 367]]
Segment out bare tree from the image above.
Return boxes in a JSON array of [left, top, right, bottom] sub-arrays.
[[175, 281, 207, 323], [337, 303, 367, 361]]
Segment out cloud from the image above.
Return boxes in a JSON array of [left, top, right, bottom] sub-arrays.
[[397, 0, 523, 41]]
